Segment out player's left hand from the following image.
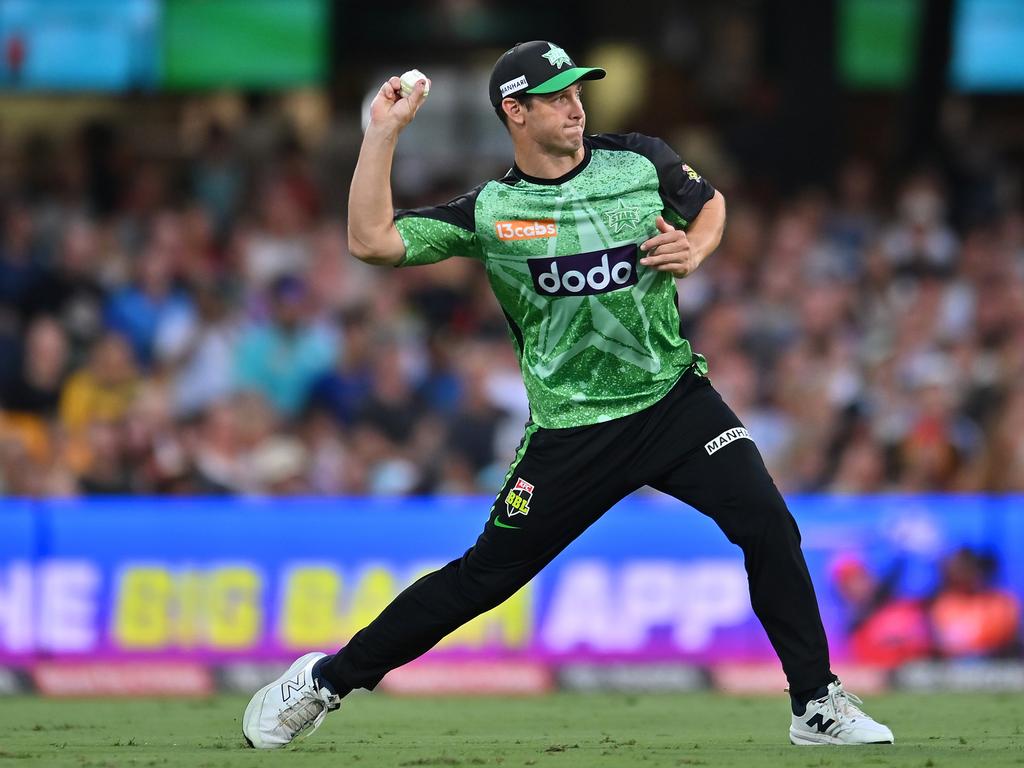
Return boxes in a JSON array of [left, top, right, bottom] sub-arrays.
[[639, 215, 703, 278]]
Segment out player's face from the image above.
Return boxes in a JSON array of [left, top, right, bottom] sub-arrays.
[[523, 84, 586, 155]]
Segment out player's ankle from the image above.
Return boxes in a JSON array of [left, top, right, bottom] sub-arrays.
[[312, 654, 350, 700], [789, 675, 837, 715]]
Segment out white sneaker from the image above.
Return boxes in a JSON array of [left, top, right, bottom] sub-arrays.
[[789, 680, 894, 745], [242, 652, 341, 749]]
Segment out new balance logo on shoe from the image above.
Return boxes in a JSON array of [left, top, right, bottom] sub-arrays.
[[806, 713, 835, 734], [281, 671, 305, 701]]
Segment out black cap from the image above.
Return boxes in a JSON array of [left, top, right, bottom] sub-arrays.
[[488, 41, 605, 108]]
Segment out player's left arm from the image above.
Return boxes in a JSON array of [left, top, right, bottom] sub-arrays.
[[640, 190, 725, 277]]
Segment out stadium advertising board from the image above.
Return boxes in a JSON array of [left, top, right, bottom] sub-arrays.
[[0, 496, 1020, 676]]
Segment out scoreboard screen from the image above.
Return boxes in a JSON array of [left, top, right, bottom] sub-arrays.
[[951, 0, 1024, 91], [0, 0, 159, 91], [161, 0, 327, 89], [0, 0, 327, 92]]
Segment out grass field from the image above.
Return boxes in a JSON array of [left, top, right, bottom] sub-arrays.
[[2, 692, 1023, 767]]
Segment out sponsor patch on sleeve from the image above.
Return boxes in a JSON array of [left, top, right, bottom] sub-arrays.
[[681, 164, 702, 182]]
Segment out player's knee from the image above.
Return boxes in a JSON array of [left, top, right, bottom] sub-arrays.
[[725, 476, 797, 544]]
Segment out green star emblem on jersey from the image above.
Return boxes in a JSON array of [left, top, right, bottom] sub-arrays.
[[604, 199, 643, 236], [542, 43, 573, 70]]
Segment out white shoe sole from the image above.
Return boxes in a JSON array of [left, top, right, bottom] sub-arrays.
[[790, 727, 893, 746], [242, 652, 325, 749]]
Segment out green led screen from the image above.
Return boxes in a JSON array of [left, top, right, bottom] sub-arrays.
[[839, 0, 922, 88], [162, 0, 326, 89]]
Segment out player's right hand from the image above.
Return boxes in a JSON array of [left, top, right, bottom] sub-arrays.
[[368, 75, 430, 134]]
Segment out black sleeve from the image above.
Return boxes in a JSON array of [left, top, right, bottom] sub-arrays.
[[393, 183, 486, 266], [590, 133, 716, 226], [394, 183, 482, 232]]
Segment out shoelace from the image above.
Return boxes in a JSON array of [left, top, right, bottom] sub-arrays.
[[824, 685, 867, 724], [278, 695, 325, 736]]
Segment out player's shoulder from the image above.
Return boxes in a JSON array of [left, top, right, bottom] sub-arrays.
[[453, 178, 502, 207], [587, 132, 674, 159], [395, 179, 496, 230], [448, 179, 495, 211]]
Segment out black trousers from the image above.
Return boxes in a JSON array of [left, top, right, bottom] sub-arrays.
[[320, 369, 833, 694]]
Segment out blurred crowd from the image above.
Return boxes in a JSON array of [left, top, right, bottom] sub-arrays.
[[831, 547, 1021, 665], [1, 100, 1023, 497], [682, 161, 1024, 495]]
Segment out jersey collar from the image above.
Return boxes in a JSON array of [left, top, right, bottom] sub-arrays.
[[510, 138, 592, 186]]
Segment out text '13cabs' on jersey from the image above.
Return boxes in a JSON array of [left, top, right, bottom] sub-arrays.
[[394, 133, 715, 429]]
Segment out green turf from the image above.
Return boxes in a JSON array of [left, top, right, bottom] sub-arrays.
[[1, 692, 1022, 767]]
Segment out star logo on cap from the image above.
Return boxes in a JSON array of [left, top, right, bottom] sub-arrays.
[[542, 43, 572, 70]]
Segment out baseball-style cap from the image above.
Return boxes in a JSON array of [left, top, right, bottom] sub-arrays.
[[488, 41, 605, 107]]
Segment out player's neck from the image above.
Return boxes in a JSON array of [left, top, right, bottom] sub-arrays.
[[513, 144, 585, 181]]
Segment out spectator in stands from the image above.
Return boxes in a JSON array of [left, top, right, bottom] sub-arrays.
[[825, 157, 880, 276], [883, 172, 958, 280], [415, 332, 463, 416], [190, 122, 243, 238], [0, 316, 69, 416], [59, 332, 139, 433], [444, 349, 507, 482], [191, 400, 247, 494], [156, 279, 241, 417], [105, 233, 197, 368], [974, 386, 1024, 491], [355, 343, 424, 447], [830, 555, 932, 668], [20, 218, 107, 365], [929, 547, 1021, 659], [309, 305, 375, 426], [0, 433, 46, 496], [242, 178, 313, 289], [0, 201, 43, 324], [0, 202, 43, 383], [77, 420, 132, 495], [235, 274, 336, 418], [248, 435, 311, 495], [897, 357, 980, 491], [121, 382, 189, 493], [829, 431, 888, 493], [301, 408, 352, 495]]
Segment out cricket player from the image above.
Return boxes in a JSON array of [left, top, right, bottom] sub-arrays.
[[243, 40, 894, 748]]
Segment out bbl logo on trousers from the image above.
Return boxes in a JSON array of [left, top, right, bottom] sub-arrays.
[[505, 477, 534, 517]]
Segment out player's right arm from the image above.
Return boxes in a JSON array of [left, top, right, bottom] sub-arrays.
[[348, 75, 429, 266]]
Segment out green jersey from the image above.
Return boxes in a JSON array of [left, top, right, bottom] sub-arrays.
[[394, 133, 715, 429]]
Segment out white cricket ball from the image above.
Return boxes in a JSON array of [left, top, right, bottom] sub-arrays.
[[399, 69, 429, 98]]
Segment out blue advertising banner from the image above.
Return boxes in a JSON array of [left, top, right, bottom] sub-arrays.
[[0, 495, 1021, 667]]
